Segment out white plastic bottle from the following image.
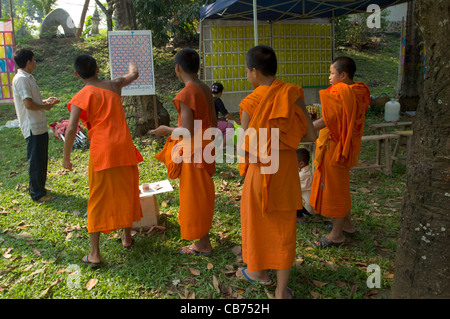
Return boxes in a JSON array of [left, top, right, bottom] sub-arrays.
[[384, 98, 400, 122]]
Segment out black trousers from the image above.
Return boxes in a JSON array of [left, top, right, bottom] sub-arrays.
[[26, 131, 49, 201]]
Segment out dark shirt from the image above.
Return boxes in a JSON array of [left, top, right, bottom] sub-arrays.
[[214, 97, 228, 118]]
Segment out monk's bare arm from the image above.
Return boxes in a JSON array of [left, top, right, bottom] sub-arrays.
[[296, 97, 317, 142], [179, 102, 194, 135], [241, 110, 250, 131], [313, 118, 326, 130], [63, 105, 82, 170], [113, 62, 139, 88]]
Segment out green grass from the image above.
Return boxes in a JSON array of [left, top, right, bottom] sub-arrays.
[[0, 35, 405, 299]]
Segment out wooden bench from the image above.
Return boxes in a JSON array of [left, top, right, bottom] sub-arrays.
[[391, 130, 413, 165], [370, 121, 413, 134], [369, 122, 412, 170], [352, 133, 399, 176]]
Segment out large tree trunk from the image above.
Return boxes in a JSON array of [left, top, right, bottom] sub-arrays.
[[114, 0, 136, 30], [392, 0, 450, 298], [396, 0, 423, 112], [123, 95, 170, 137], [114, 0, 170, 135]]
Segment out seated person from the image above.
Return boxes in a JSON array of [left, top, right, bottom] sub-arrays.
[[296, 148, 315, 223], [212, 82, 239, 140]]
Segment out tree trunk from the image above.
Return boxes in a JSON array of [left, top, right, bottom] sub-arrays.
[[397, 0, 423, 112], [114, 0, 136, 30], [114, 0, 170, 134], [392, 0, 450, 298], [129, 94, 170, 139]]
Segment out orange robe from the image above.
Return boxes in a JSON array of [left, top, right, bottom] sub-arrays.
[[68, 86, 143, 233], [239, 79, 307, 272], [155, 82, 215, 240], [309, 82, 360, 218], [349, 82, 371, 166]]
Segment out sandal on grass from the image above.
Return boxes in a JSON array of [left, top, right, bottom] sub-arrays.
[[237, 267, 273, 286], [286, 287, 294, 299], [180, 245, 213, 257], [313, 236, 343, 248], [81, 254, 102, 268]]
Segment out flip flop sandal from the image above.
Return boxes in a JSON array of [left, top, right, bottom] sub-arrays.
[[313, 236, 343, 248], [238, 267, 273, 286], [81, 254, 102, 268], [286, 287, 294, 299], [180, 245, 213, 257]]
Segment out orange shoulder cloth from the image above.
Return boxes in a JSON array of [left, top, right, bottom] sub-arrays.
[[238, 79, 307, 176], [319, 82, 358, 169]]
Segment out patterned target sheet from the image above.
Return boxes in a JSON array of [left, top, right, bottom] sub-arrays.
[[108, 30, 155, 96]]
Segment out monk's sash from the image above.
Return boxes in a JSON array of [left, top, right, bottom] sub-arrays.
[[315, 82, 358, 170], [349, 82, 371, 167]]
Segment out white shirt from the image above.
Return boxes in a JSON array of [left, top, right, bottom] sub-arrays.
[[12, 69, 47, 139], [299, 166, 313, 192], [299, 166, 315, 214]]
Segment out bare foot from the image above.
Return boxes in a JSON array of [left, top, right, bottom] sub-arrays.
[[275, 287, 294, 299], [180, 243, 213, 256], [121, 232, 133, 248], [236, 267, 272, 284]]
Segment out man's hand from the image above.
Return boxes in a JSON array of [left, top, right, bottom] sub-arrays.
[[42, 97, 60, 110], [43, 97, 60, 105]]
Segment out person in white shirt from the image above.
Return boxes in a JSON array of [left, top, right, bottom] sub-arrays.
[[296, 148, 315, 223], [12, 49, 59, 202]]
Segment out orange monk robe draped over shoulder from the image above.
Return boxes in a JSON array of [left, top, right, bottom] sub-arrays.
[[155, 82, 215, 240], [349, 82, 371, 167], [68, 86, 143, 233], [239, 79, 307, 272], [309, 82, 358, 218]]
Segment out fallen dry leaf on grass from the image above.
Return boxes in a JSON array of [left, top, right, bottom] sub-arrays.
[[312, 280, 328, 288], [3, 248, 13, 259], [86, 278, 98, 291], [310, 291, 322, 299], [32, 248, 45, 257], [349, 284, 358, 298], [12, 232, 32, 239], [189, 268, 201, 276], [40, 279, 61, 298], [212, 275, 220, 293], [232, 246, 241, 255]]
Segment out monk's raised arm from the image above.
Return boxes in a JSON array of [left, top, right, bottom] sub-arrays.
[[113, 62, 139, 89], [296, 97, 317, 142]]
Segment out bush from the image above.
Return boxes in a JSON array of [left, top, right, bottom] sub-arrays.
[[335, 10, 390, 51]]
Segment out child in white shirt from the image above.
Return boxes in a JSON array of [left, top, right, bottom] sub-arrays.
[[296, 148, 315, 223]]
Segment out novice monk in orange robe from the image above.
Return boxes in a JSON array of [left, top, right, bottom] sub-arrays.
[[235, 45, 316, 299], [310, 56, 370, 248], [63, 54, 143, 267], [151, 48, 217, 256]]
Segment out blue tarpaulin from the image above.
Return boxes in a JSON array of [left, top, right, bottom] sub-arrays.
[[201, 0, 408, 21]]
